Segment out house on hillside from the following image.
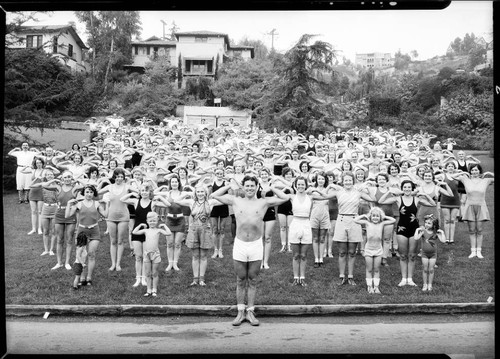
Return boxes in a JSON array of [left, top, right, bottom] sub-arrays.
[[355, 52, 394, 69], [125, 36, 177, 72], [8, 25, 89, 73], [125, 30, 254, 87]]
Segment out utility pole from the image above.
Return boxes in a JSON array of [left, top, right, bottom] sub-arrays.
[[160, 20, 167, 40], [268, 28, 278, 51]]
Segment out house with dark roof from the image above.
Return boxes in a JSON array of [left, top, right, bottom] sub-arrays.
[[126, 30, 254, 86], [8, 25, 90, 73]]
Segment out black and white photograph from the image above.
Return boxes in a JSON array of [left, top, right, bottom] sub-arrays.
[[3, 1, 495, 356]]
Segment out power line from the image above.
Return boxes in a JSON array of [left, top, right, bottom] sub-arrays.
[[267, 28, 278, 51]]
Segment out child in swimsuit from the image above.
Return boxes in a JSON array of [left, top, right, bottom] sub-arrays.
[[132, 212, 171, 297], [354, 207, 396, 294], [414, 214, 446, 292]]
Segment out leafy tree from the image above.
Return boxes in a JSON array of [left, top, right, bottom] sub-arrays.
[[437, 67, 456, 81], [238, 37, 269, 60], [142, 56, 177, 86], [256, 34, 337, 135], [449, 37, 462, 54], [4, 48, 73, 129], [414, 77, 442, 112], [468, 47, 487, 70], [394, 50, 411, 70], [74, 11, 142, 91], [410, 50, 419, 60], [211, 58, 273, 109], [168, 21, 180, 41]]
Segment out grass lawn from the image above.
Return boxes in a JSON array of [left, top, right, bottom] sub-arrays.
[[3, 153, 494, 306]]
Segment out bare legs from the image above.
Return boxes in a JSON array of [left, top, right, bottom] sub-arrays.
[[211, 217, 228, 258], [312, 228, 328, 265], [278, 214, 292, 252], [337, 242, 358, 283], [28, 200, 43, 234], [396, 234, 417, 285], [53, 223, 75, 269], [166, 231, 185, 271], [86, 239, 100, 282], [132, 241, 144, 286], [262, 220, 276, 269], [41, 217, 55, 255], [468, 220, 485, 258], [107, 221, 128, 271], [191, 248, 209, 285], [442, 208, 459, 243], [233, 259, 261, 325], [291, 243, 310, 285]]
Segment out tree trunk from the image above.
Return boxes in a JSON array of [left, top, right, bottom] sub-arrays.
[[104, 36, 114, 94]]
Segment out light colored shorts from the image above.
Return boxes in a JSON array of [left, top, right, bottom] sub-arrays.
[[16, 170, 32, 190], [143, 250, 161, 264], [310, 205, 331, 229], [232, 236, 263, 262], [333, 215, 363, 243], [288, 217, 313, 244]]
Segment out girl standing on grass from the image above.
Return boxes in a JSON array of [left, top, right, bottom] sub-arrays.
[[275, 176, 318, 286], [256, 167, 278, 269], [32, 167, 60, 256], [455, 164, 494, 259], [153, 175, 187, 272], [272, 167, 295, 253], [354, 207, 396, 294], [132, 212, 172, 297], [208, 168, 230, 259], [368, 173, 396, 268], [414, 214, 446, 291], [170, 185, 222, 286], [65, 185, 107, 286], [49, 170, 82, 271], [378, 180, 436, 287], [439, 162, 461, 245], [324, 171, 375, 286], [310, 171, 331, 268], [99, 168, 135, 272], [24, 157, 46, 235]]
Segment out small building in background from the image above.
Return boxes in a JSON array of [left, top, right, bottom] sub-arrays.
[[183, 106, 252, 129], [355, 52, 394, 69], [126, 30, 254, 87], [8, 25, 89, 73]]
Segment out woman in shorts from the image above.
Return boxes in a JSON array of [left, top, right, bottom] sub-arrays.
[[277, 176, 328, 287], [170, 185, 222, 286], [65, 185, 107, 286], [324, 171, 375, 286]]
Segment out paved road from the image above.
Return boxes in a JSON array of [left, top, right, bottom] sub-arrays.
[[5, 314, 494, 357]]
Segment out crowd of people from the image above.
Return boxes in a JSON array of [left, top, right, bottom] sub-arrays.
[[8, 115, 494, 326]]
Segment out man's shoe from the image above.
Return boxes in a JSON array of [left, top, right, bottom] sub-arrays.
[[338, 277, 347, 286], [347, 278, 356, 286], [246, 309, 260, 326], [232, 310, 245, 326]]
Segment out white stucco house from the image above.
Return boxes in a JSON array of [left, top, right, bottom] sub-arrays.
[[125, 30, 254, 87], [8, 25, 90, 73]]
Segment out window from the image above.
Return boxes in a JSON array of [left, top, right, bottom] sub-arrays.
[[195, 36, 208, 42], [26, 35, 43, 48], [134, 46, 138, 55], [147, 46, 150, 55], [68, 44, 73, 58], [52, 36, 58, 53]]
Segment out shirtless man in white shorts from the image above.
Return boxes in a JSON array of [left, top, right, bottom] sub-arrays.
[[210, 175, 287, 326]]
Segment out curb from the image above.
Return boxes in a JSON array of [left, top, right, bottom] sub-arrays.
[[6, 302, 494, 317]]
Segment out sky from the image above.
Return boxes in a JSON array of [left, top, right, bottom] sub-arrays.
[[13, 1, 493, 61]]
